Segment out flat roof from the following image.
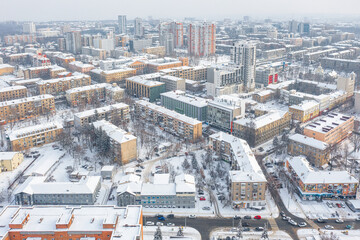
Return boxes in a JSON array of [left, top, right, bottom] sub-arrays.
[[289, 133, 328, 150], [0, 85, 26, 93], [9, 122, 63, 141], [304, 112, 353, 134], [161, 91, 208, 108], [234, 110, 288, 129], [0, 94, 54, 107], [74, 103, 129, 119]]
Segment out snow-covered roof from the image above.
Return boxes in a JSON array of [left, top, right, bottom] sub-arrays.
[[175, 174, 195, 185], [69, 61, 94, 69], [0, 94, 54, 107], [65, 83, 110, 94], [0, 152, 19, 160], [234, 110, 288, 129], [253, 90, 274, 97], [304, 112, 353, 134], [141, 183, 176, 196], [289, 134, 328, 150], [160, 90, 208, 108], [36, 74, 90, 85], [229, 171, 266, 183], [74, 103, 129, 119], [0, 85, 26, 93], [287, 156, 358, 184], [210, 132, 266, 183], [289, 100, 319, 111], [9, 122, 63, 141], [153, 174, 170, 184], [101, 165, 115, 172], [136, 100, 202, 126], [0, 64, 14, 69], [119, 174, 141, 185], [126, 75, 164, 87], [92, 120, 136, 144], [116, 182, 142, 195]]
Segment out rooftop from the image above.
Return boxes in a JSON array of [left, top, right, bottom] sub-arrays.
[[0, 85, 26, 93], [234, 110, 288, 129], [74, 103, 129, 119], [305, 112, 353, 134], [0, 94, 54, 107], [289, 133, 328, 150], [66, 83, 110, 94], [289, 100, 319, 111], [9, 122, 63, 141], [161, 90, 208, 108]]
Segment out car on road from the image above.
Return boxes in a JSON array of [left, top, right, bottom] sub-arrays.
[[188, 215, 196, 219], [167, 214, 174, 219], [345, 225, 352, 229], [218, 195, 225, 200], [324, 225, 334, 230], [288, 219, 297, 226], [340, 203, 345, 208], [157, 216, 165, 221], [233, 215, 241, 220], [202, 207, 211, 210], [155, 214, 164, 217], [244, 215, 251, 219], [167, 223, 175, 227], [199, 197, 206, 201], [242, 227, 250, 231], [335, 218, 344, 223], [317, 218, 327, 223], [156, 222, 164, 226], [280, 211, 286, 217], [283, 216, 290, 221], [135, 169, 142, 172], [356, 216, 360, 221], [254, 215, 261, 220], [326, 202, 333, 208], [298, 222, 307, 227], [146, 221, 155, 226], [255, 227, 264, 231], [242, 222, 250, 227]]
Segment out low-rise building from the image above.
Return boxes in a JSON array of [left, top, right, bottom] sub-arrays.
[[0, 64, 15, 76], [135, 100, 202, 141], [101, 165, 115, 180], [0, 86, 27, 101], [0, 152, 23, 173], [74, 103, 130, 129], [209, 132, 267, 208], [37, 74, 91, 95], [14, 176, 101, 205], [252, 90, 274, 103], [160, 75, 186, 91], [0, 94, 55, 124], [93, 120, 137, 164], [126, 75, 166, 102], [143, 46, 166, 57], [304, 112, 354, 145], [233, 110, 291, 147], [289, 100, 320, 123], [23, 65, 66, 79], [160, 90, 208, 122], [68, 61, 95, 73], [117, 173, 196, 208], [288, 134, 330, 167], [90, 68, 137, 84], [0, 205, 143, 240], [286, 156, 358, 200], [160, 66, 207, 81], [9, 122, 63, 151]]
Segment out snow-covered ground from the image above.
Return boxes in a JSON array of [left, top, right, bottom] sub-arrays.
[[143, 226, 200, 240], [210, 228, 292, 240], [298, 229, 360, 240]]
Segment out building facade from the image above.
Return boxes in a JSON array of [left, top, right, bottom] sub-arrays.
[[0, 86, 27, 101], [289, 100, 320, 123], [126, 76, 166, 102], [37, 74, 91, 95], [188, 22, 216, 57], [0, 152, 23, 173]]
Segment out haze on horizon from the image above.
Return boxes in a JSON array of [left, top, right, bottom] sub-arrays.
[[2, 0, 360, 22]]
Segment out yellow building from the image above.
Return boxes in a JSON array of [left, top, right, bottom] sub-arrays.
[[9, 122, 63, 151], [126, 75, 166, 102], [160, 66, 207, 81], [0, 94, 55, 124], [23, 65, 66, 79], [0, 64, 15, 76], [65, 83, 108, 107], [0, 152, 23, 172], [143, 46, 166, 57], [146, 57, 188, 73], [289, 100, 320, 123], [37, 74, 91, 95], [93, 120, 137, 164], [135, 100, 202, 141], [0, 86, 28, 101], [100, 68, 136, 84]]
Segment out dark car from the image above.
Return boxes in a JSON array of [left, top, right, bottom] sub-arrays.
[[233, 215, 241, 220], [244, 215, 251, 219], [280, 211, 286, 217], [242, 222, 250, 227], [157, 216, 165, 221], [242, 227, 250, 231], [167, 214, 174, 219], [255, 227, 264, 231]]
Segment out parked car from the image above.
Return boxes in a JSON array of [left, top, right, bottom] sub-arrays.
[[242, 222, 250, 227], [280, 211, 286, 217], [326, 202, 332, 208], [146, 221, 155, 226], [298, 222, 307, 227], [288, 219, 297, 226], [202, 206, 211, 210], [233, 215, 241, 220], [188, 215, 196, 219], [255, 227, 264, 231], [324, 225, 334, 230], [242, 227, 250, 232], [254, 215, 261, 220], [156, 222, 164, 226], [317, 218, 327, 223], [167, 214, 174, 219], [200, 197, 206, 201], [167, 223, 175, 227], [283, 216, 290, 221], [218, 195, 225, 200], [335, 218, 344, 223], [244, 215, 251, 219], [157, 216, 165, 221], [345, 225, 352, 229]]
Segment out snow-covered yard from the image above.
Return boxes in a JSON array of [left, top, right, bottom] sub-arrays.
[[298, 229, 360, 240], [210, 228, 292, 240], [143, 226, 200, 240]]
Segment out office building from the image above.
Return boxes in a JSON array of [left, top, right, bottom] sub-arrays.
[[255, 66, 278, 87], [160, 75, 186, 91], [126, 75, 166, 102], [160, 90, 208, 121], [209, 132, 267, 208], [231, 41, 256, 91], [93, 120, 137, 164], [206, 65, 243, 97], [134, 18, 144, 37], [65, 31, 82, 54], [9, 122, 63, 151], [37, 74, 91, 95], [135, 100, 202, 141], [0, 86, 27, 101], [188, 22, 216, 57], [289, 100, 320, 123], [0, 205, 143, 240], [0, 152, 23, 173], [118, 15, 127, 34]]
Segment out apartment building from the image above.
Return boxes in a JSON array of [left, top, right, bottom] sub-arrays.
[[233, 110, 291, 147], [68, 61, 95, 73], [9, 122, 63, 151], [0, 64, 15, 76], [0, 205, 143, 240], [208, 99, 245, 132], [160, 90, 208, 122], [135, 100, 202, 141], [288, 134, 330, 167], [90, 68, 137, 84], [286, 156, 358, 200], [93, 120, 137, 164], [37, 74, 91, 95], [160, 66, 208, 81], [23, 65, 66, 79], [252, 90, 274, 103], [160, 75, 186, 91], [0, 152, 23, 173], [304, 112, 354, 145], [65, 83, 109, 106], [337, 73, 355, 99], [0, 86, 27, 101], [0, 95, 55, 124], [117, 173, 195, 208], [143, 46, 166, 57], [74, 103, 130, 129], [145, 57, 188, 73], [126, 75, 166, 102], [209, 132, 267, 208], [289, 100, 320, 123], [188, 22, 216, 57], [14, 176, 101, 205]]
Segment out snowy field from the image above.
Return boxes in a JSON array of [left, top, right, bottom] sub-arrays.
[[210, 228, 292, 240], [298, 229, 360, 240], [143, 226, 200, 240]]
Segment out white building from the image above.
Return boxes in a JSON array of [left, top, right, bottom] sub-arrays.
[[134, 18, 144, 37], [118, 15, 127, 34], [187, 22, 216, 57], [23, 22, 36, 34]]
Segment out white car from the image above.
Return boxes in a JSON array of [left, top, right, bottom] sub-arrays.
[[146, 221, 155, 226], [189, 215, 196, 219], [156, 222, 164, 226], [324, 225, 334, 230], [167, 223, 175, 227], [298, 222, 307, 227], [335, 218, 344, 223]]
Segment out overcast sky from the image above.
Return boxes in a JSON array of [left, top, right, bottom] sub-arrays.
[[2, 0, 360, 22]]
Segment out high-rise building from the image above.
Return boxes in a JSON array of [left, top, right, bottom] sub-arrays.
[[65, 31, 82, 54], [187, 22, 216, 57], [134, 17, 144, 37], [231, 41, 256, 91], [118, 15, 127, 34], [289, 20, 298, 33], [159, 22, 184, 55], [23, 22, 36, 34]]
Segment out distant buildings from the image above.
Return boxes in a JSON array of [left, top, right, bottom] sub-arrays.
[[118, 15, 127, 34], [188, 22, 216, 57], [22, 22, 36, 34], [286, 156, 358, 200], [36, 74, 91, 95], [0, 152, 23, 173], [135, 100, 202, 141], [15, 176, 101, 205], [159, 22, 184, 55], [303, 112, 354, 145], [9, 122, 63, 151], [210, 132, 267, 208], [65, 31, 82, 54], [134, 18, 144, 37]]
